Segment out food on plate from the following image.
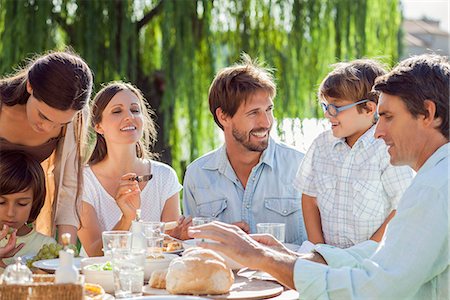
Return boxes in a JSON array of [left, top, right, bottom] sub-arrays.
[[166, 247, 234, 295], [163, 237, 182, 252], [26, 242, 80, 268], [149, 269, 167, 289], [84, 283, 105, 299]]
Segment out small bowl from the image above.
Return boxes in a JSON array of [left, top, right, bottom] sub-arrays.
[[144, 253, 178, 281], [182, 239, 244, 270], [81, 256, 114, 294]]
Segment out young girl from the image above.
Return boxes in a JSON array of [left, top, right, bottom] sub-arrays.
[[78, 82, 188, 257], [0, 150, 56, 269], [0, 51, 93, 243], [295, 59, 414, 249]]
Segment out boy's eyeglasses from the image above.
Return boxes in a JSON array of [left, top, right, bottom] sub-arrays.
[[320, 99, 369, 117]]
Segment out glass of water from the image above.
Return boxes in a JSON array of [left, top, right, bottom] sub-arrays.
[[141, 222, 164, 258], [256, 223, 286, 242], [192, 216, 216, 226], [112, 248, 146, 298], [102, 231, 132, 257]]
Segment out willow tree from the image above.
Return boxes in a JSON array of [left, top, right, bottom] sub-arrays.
[[0, 0, 402, 176]]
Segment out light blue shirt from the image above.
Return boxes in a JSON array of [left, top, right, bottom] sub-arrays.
[[294, 143, 449, 299], [183, 137, 307, 245]]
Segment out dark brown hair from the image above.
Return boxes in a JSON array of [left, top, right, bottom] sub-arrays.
[[0, 51, 93, 111], [0, 51, 93, 227], [88, 82, 157, 164], [318, 59, 387, 113], [208, 53, 276, 130], [0, 150, 46, 223], [374, 54, 449, 139]]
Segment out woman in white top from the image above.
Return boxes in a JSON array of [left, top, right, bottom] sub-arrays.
[[78, 82, 185, 257]]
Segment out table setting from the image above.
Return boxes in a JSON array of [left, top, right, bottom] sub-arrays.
[[18, 220, 300, 300]]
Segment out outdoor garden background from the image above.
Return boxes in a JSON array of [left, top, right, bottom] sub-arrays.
[[0, 0, 406, 179]]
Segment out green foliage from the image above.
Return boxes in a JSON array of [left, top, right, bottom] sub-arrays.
[[0, 0, 402, 177]]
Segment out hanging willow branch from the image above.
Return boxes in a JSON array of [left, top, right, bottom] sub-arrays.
[[0, 0, 403, 176]]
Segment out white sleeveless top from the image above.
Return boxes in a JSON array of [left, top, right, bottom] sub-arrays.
[[82, 160, 182, 231]]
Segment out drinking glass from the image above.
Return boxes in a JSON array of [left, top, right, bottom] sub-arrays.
[[112, 248, 146, 298], [256, 223, 286, 242], [141, 222, 164, 258], [102, 231, 132, 257], [192, 216, 216, 226], [192, 217, 216, 242]]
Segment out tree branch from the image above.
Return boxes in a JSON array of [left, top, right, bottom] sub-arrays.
[[52, 12, 74, 42], [137, 0, 165, 31]]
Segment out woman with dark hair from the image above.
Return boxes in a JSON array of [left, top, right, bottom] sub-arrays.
[[0, 150, 56, 269], [78, 82, 189, 257], [0, 51, 93, 243]]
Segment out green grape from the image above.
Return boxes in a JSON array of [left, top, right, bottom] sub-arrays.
[[48, 243, 56, 253]]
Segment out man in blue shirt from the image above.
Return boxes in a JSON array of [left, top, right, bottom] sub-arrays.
[[183, 54, 307, 245], [189, 54, 449, 299]]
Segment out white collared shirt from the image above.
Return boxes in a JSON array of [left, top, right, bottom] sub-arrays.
[[294, 143, 449, 299], [183, 137, 307, 245], [294, 126, 414, 248]]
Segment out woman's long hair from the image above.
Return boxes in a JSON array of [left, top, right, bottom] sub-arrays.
[[0, 50, 93, 227], [88, 81, 157, 165]]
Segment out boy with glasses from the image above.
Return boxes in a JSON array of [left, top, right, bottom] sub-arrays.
[[294, 59, 413, 249]]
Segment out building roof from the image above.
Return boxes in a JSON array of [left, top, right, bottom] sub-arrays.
[[403, 19, 449, 37]]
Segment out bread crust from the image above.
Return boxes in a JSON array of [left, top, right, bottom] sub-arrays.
[[166, 247, 234, 295]]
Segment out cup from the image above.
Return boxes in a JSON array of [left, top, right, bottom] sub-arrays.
[[192, 216, 216, 226], [256, 223, 286, 242], [192, 217, 216, 242], [141, 222, 164, 258], [102, 231, 132, 257], [112, 248, 146, 298]]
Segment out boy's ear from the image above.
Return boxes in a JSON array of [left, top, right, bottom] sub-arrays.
[[365, 101, 377, 115], [216, 107, 230, 128]]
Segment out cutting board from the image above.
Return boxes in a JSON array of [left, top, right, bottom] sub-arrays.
[[143, 274, 284, 300]]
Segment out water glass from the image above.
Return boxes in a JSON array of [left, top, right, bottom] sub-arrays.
[[256, 223, 286, 242], [192, 216, 216, 226], [102, 231, 132, 257], [112, 248, 146, 298], [141, 222, 164, 258], [192, 217, 216, 242]]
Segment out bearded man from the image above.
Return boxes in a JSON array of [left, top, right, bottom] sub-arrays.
[[183, 54, 306, 245]]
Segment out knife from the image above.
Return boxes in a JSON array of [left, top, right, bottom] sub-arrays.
[[130, 174, 153, 182]]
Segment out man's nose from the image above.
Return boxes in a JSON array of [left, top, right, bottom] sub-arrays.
[[374, 120, 385, 139]]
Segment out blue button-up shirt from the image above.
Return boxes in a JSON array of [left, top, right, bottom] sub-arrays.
[[183, 138, 307, 245], [294, 143, 449, 299]]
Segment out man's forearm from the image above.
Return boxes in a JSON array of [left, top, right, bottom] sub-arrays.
[[261, 250, 328, 290]]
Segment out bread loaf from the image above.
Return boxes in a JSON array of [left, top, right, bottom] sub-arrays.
[[166, 247, 234, 295], [149, 269, 167, 289]]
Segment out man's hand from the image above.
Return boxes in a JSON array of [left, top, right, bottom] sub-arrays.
[[231, 221, 250, 233], [188, 221, 298, 289], [250, 233, 292, 255]]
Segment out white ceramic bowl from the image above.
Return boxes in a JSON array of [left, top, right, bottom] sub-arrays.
[[81, 256, 114, 293], [144, 253, 178, 281], [182, 239, 244, 270]]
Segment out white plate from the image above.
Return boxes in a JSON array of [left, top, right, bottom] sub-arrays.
[[32, 257, 83, 272], [136, 296, 208, 300], [164, 248, 183, 255]]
